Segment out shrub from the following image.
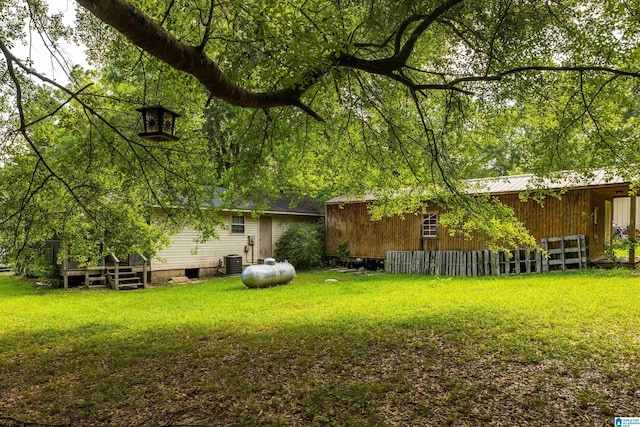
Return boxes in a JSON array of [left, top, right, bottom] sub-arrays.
[[15, 254, 60, 285], [274, 221, 325, 270]]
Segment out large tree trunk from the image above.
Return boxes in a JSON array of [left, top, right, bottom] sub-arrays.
[[74, 0, 465, 119], [75, 0, 302, 110]]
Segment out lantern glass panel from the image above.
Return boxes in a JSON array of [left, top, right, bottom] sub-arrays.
[[162, 115, 175, 134], [144, 109, 161, 133]]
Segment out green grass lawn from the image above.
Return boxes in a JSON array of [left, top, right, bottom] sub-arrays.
[[1, 269, 639, 426]]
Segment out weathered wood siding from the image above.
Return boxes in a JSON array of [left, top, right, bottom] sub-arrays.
[[326, 189, 595, 259], [385, 235, 588, 276], [497, 190, 591, 245], [325, 203, 423, 258], [589, 191, 611, 259]]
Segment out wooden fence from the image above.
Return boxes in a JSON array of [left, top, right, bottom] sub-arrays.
[[385, 235, 587, 276]]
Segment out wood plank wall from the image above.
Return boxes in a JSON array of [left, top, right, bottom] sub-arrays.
[[325, 202, 422, 258], [589, 190, 609, 259], [325, 189, 594, 259]]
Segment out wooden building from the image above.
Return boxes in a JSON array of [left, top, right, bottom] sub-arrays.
[[325, 171, 636, 264]]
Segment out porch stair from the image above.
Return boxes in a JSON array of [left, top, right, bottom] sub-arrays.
[[82, 269, 144, 290], [84, 274, 108, 289], [106, 267, 145, 290], [64, 253, 148, 290]]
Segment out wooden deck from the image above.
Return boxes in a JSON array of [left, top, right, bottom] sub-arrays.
[[64, 264, 148, 290], [590, 256, 640, 269], [62, 252, 149, 290]]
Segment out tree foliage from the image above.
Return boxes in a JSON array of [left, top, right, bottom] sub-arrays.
[[2, 0, 640, 263], [274, 222, 325, 270]]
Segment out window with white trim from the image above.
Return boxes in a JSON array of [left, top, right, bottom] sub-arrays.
[[231, 215, 245, 234], [421, 213, 438, 238]]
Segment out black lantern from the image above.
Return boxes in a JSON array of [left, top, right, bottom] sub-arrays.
[[136, 105, 181, 141]]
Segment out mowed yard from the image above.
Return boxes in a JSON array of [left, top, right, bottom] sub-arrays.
[[1, 270, 639, 426]]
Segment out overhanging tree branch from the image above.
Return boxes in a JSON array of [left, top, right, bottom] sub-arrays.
[[395, 0, 465, 64], [0, 39, 102, 231], [80, 0, 634, 120], [74, 0, 469, 120], [447, 65, 640, 86], [75, 0, 316, 115]]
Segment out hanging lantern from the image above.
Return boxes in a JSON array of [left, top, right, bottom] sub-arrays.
[[136, 105, 181, 141]]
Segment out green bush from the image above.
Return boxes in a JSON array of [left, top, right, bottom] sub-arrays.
[[274, 221, 325, 270], [15, 254, 60, 285]]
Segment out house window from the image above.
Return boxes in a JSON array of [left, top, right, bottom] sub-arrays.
[[422, 213, 438, 238], [231, 215, 245, 234]]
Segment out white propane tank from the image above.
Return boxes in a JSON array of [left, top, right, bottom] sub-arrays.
[[241, 258, 296, 288]]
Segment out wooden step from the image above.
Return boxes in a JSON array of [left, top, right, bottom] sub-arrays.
[[117, 282, 144, 290], [113, 275, 143, 290], [107, 268, 134, 273], [118, 276, 142, 284], [84, 276, 107, 286], [104, 270, 145, 290]]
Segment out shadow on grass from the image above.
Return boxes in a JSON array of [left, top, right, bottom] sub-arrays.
[[1, 306, 637, 426]]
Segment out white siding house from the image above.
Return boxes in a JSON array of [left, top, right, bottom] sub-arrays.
[[150, 197, 323, 282]]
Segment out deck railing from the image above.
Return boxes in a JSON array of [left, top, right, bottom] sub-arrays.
[[63, 252, 150, 289]]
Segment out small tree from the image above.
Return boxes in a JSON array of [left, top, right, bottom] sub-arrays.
[[274, 222, 325, 270]]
